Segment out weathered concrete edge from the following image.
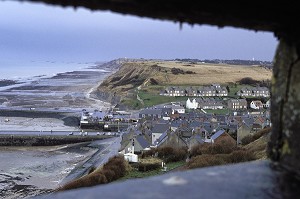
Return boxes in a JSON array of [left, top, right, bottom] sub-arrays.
[[36, 160, 282, 199]]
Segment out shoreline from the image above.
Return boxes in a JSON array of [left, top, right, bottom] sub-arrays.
[[0, 60, 122, 198], [0, 140, 106, 198], [0, 61, 117, 132], [0, 136, 121, 199]]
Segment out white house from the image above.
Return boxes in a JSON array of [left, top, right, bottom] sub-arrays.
[[172, 106, 185, 114], [250, 100, 263, 109], [186, 98, 198, 109]]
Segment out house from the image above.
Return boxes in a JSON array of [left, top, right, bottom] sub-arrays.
[[177, 126, 193, 138], [161, 84, 228, 97], [237, 122, 252, 144], [151, 123, 170, 144], [250, 100, 264, 109], [211, 84, 228, 96], [119, 134, 151, 154], [170, 105, 185, 114], [186, 86, 197, 96], [139, 108, 163, 119], [156, 131, 187, 149], [159, 105, 185, 114], [237, 87, 252, 97], [252, 87, 270, 97], [164, 87, 186, 96], [196, 98, 224, 110], [263, 99, 271, 108], [204, 129, 236, 146], [188, 134, 204, 149], [227, 99, 247, 110], [237, 87, 270, 98], [189, 120, 202, 131], [186, 98, 198, 109], [170, 120, 184, 132], [186, 97, 224, 110]]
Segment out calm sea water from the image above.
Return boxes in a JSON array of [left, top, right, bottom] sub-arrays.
[[0, 60, 97, 80]]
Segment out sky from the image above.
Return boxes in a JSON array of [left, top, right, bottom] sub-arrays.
[[0, 1, 278, 62]]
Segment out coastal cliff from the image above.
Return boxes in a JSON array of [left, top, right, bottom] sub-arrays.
[[94, 59, 272, 108], [94, 60, 164, 107]]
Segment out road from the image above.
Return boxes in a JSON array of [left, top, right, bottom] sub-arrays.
[[60, 136, 121, 185]]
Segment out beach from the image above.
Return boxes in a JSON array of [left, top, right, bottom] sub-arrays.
[[0, 61, 120, 198], [0, 62, 113, 131], [0, 142, 99, 199]]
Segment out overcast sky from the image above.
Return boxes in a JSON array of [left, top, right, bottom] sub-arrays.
[[0, 1, 278, 62]]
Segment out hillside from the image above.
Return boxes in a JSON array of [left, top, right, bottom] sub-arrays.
[[95, 60, 272, 107]]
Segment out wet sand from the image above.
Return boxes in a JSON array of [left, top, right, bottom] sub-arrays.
[[0, 142, 100, 199], [0, 63, 118, 198], [0, 68, 112, 110], [0, 65, 113, 131]]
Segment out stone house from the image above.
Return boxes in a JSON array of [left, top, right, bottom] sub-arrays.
[[119, 134, 151, 154], [156, 130, 188, 148], [204, 129, 235, 146], [227, 99, 247, 110], [237, 87, 270, 98], [188, 134, 204, 150], [139, 108, 164, 119], [237, 123, 252, 144], [151, 123, 170, 145]]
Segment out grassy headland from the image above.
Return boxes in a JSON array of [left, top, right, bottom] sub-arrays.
[[96, 60, 272, 109]]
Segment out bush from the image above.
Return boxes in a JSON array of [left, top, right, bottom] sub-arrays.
[[57, 155, 128, 192], [187, 154, 227, 169], [241, 135, 254, 145], [156, 146, 187, 163], [101, 169, 116, 182], [238, 77, 260, 85], [190, 141, 235, 157], [187, 150, 256, 169], [252, 127, 271, 140], [141, 149, 157, 158], [229, 150, 256, 163], [190, 145, 204, 157], [241, 127, 271, 145], [138, 162, 161, 172]]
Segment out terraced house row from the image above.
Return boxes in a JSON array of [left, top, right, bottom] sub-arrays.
[[160, 84, 228, 97], [236, 87, 270, 97]]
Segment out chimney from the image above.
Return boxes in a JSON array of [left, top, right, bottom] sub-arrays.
[[132, 138, 135, 154]]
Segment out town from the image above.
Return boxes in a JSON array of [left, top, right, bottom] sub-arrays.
[[80, 83, 271, 159]]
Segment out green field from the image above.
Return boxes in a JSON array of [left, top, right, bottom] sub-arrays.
[[122, 84, 257, 110]]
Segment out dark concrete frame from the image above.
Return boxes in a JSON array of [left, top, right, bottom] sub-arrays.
[[8, 0, 300, 198]]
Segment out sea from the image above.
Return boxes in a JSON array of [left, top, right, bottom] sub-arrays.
[[0, 59, 101, 81]]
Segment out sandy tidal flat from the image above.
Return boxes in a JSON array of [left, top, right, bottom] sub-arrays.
[[0, 116, 79, 132], [0, 143, 99, 199]]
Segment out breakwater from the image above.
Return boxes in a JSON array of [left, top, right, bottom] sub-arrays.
[[0, 135, 111, 146]]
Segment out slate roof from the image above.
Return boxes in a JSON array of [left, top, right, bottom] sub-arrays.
[[136, 135, 150, 149], [139, 108, 163, 115], [156, 130, 169, 145], [152, 123, 170, 133], [191, 134, 204, 144], [211, 129, 226, 140], [189, 121, 202, 128]]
